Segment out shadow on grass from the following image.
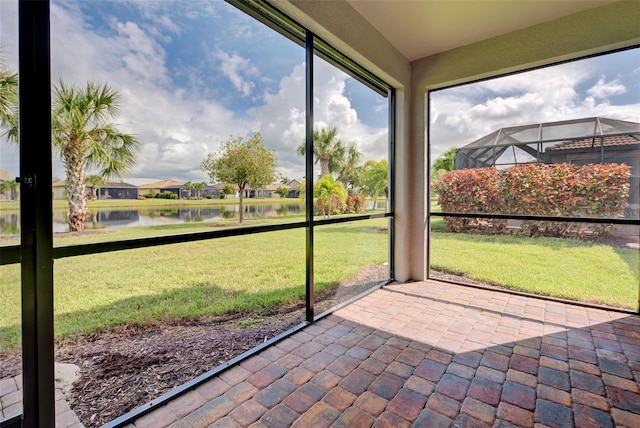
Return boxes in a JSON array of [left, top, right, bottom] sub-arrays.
[[0, 276, 366, 353]]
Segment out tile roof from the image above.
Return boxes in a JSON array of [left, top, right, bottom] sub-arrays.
[[138, 179, 185, 189], [547, 134, 640, 151], [101, 181, 137, 188]]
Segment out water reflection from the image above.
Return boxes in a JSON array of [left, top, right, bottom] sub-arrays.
[[1, 200, 388, 235], [1, 203, 305, 234]]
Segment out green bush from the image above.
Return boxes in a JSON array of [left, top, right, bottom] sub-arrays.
[[159, 191, 178, 199]]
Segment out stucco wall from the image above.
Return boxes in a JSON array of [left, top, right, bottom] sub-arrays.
[[275, 0, 640, 282], [271, 0, 415, 281], [411, 1, 640, 281]]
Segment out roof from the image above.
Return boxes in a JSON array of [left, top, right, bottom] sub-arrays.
[[265, 183, 283, 191], [459, 117, 640, 151], [138, 179, 184, 189], [100, 181, 137, 188], [0, 169, 10, 181], [547, 134, 640, 151], [455, 117, 640, 170]]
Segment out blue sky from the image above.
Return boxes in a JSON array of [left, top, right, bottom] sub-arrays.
[[430, 48, 640, 161], [0, 1, 638, 182], [0, 0, 389, 184]]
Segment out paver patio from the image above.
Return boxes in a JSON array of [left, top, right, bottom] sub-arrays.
[[126, 280, 640, 427]]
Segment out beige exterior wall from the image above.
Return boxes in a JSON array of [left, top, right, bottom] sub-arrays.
[[276, 0, 640, 282]]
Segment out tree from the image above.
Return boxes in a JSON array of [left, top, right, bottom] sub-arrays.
[[0, 67, 18, 141], [222, 184, 236, 197], [361, 159, 388, 210], [201, 133, 276, 224], [52, 81, 140, 231], [314, 174, 347, 218], [431, 147, 456, 184], [193, 181, 206, 199], [0, 179, 19, 201], [338, 143, 363, 191], [183, 181, 193, 199], [297, 126, 345, 176], [275, 186, 288, 198], [84, 174, 104, 199]]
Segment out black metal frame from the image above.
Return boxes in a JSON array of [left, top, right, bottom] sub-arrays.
[[429, 184, 640, 314], [17, 1, 54, 427], [427, 46, 640, 315], [3, 0, 396, 425]]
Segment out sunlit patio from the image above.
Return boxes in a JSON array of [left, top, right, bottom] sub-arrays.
[[109, 280, 640, 427]]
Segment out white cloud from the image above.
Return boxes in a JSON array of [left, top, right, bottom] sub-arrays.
[[429, 58, 640, 163], [45, 2, 252, 182], [587, 77, 627, 99], [215, 50, 257, 97], [251, 60, 388, 180], [1, 2, 390, 184]]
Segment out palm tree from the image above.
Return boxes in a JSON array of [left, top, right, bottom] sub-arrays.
[[431, 147, 456, 184], [193, 181, 206, 199], [0, 69, 18, 141], [338, 143, 363, 191], [183, 181, 193, 199], [0, 179, 19, 201], [52, 81, 139, 232], [314, 174, 346, 218], [361, 159, 388, 210], [298, 126, 346, 176], [84, 174, 105, 199]]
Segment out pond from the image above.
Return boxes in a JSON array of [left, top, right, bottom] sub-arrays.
[[0, 203, 303, 235], [0, 200, 386, 234]]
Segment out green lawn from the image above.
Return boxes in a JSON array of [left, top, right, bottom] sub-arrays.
[[0, 197, 306, 213], [430, 232, 639, 309], [0, 218, 389, 352], [2, 196, 637, 353]]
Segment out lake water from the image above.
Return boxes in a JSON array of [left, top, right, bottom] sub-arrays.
[[1, 200, 386, 234]]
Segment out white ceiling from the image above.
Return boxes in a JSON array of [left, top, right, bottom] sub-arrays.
[[346, 0, 617, 61]]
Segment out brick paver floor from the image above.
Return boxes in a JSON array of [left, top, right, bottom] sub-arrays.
[[0, 372, 84, 427], [128, 280, 640, 427]]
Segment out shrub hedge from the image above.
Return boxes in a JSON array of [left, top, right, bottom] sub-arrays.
[[433, 163, 630, 238], [316, 194, 367, 216]]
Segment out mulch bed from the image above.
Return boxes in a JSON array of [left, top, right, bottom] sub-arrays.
[[59, 313, 304, 426], [0, 264, 387, 427]]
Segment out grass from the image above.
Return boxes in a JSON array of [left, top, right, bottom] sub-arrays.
[[0, 197, 306, 213], [430, 232, 639, 309], [2, 194, 637, 351], [0, 218, 389, 352]]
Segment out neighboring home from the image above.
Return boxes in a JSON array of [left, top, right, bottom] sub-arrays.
[[159, 183, 183, 199], [546, 134, 640, 205], [454, 117, 640, 206], [203, 185, 220, 199], [51, 180, 97, 200], [210, 183, 277, 199], [212, 182, 237, 199], [97, 181, 139, 200], [287, 178, 305, 198], [257, 183, 282, 198], [138, 179, 184, 198], [455, 117, 640, 170], [52, 180, 67, 200]]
